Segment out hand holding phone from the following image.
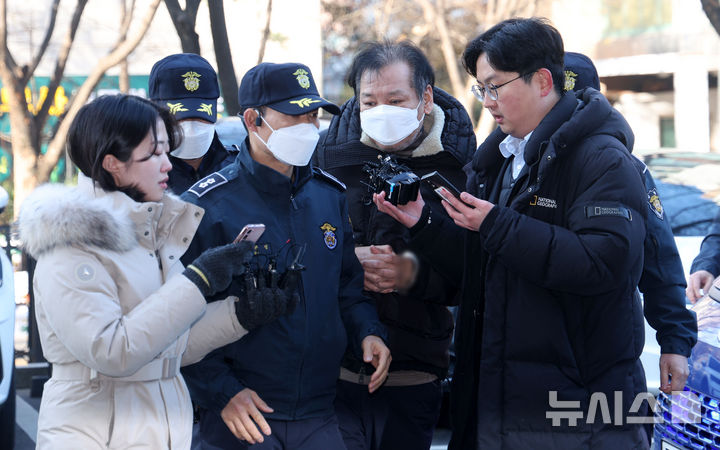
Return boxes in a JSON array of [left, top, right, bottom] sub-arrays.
[[420, 171, 472, 208], [233, 223, 266, 244]]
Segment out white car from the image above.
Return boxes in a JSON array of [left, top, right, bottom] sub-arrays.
[[0, 186, 15, 449]]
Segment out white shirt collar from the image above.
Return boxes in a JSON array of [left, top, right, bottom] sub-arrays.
[[499, 131, 533, 179]]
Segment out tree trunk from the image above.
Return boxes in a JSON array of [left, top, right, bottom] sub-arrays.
[[208, 0, 239, 116], [257, 0, 273, 64], [701, 0, 720, 37], [4, 80, 38, 218], [164, 0, 201, 54]]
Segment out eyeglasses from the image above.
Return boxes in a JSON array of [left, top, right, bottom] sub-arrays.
[[470, 72, 534, 102]]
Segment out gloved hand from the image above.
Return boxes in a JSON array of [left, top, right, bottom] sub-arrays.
[[183, 241, 254, 297], [231, 269, 300, 331]]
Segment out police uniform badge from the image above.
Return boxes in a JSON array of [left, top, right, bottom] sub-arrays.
[[564, 70, 577, 92], [647, 187, 664, 219], [182, 71, 201, 92], [293, 68, 310, 89], [320, 222, 337, 249]]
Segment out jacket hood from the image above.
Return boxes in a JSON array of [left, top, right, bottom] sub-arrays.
[[18, 181, 138, 258], [318, 86, 475, 169], [556, 88, 635, 153]]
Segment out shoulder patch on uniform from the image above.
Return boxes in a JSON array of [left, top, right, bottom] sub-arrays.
[[312, 167, 346, 191], [187, 173, 228, 197], [647, 188, 664, 220]]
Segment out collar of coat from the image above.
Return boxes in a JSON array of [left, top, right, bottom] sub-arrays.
[[17, 175, 204, 259]]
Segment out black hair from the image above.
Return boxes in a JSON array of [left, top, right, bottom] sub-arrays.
[[462, 17, 565, 95], [346, 40, 435, 98], [68, 94, 181, 201]]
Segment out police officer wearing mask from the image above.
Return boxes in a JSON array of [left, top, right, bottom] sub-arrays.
[[149, 53, 237, 194], [316, 41, 475, 450], [180, 62, 391, 449]]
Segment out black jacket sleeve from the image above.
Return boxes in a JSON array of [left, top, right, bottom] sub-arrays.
[[639, 169, 697, 356], [691, 208, 720, 277]]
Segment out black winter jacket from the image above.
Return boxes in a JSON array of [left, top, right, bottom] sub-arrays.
[[578, 89, 696, 357], [412, 90, 649, 449], [315, 87, 475, 377]]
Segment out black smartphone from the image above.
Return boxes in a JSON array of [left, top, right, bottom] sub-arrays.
[[421, 171, 463, 201]]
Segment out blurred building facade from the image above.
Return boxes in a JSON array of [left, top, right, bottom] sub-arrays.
[[554, 0, 720, 153]]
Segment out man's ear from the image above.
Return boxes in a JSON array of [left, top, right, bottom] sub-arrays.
[[537, 68, 555, 97], [422, 84, 434, 114], [102, 154, 122, 176], [243, 109, 260, 133]]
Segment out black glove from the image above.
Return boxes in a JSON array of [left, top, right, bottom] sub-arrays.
[[231, 269, 300, 331], [183, 241, 254, 297]]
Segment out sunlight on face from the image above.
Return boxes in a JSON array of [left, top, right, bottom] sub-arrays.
[[115, 118, 172, 202]]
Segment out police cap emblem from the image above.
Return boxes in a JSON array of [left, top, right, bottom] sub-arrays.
[[564, 70, 577, 92], [182, 71, 201, 92], [293, 68, 310, 89]]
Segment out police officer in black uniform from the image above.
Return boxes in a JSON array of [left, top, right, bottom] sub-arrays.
[[180, 62, 391, 450], [149, 53, 237, 194]]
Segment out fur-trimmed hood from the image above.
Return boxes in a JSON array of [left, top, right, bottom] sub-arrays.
[[18, 182, 137, 259], [17, 175, 202, 259]]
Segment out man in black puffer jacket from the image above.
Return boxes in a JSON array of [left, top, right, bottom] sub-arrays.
[[375, 19, 650, 449], [315, 41, 475, 450]]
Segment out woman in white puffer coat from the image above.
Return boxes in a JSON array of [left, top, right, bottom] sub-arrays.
[[17, 94, 291, 449]]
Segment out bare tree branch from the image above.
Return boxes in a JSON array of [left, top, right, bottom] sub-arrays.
[[701, 0, 720, 37], [35, 0, 88, 128], [39, 0, 162, 180], [20, 0, 61, 87], [0, 0, 17, 77], [164, 0, 201, 54], [257, 0, 273, 64], [208, 0, 240, 116], [118, 0, 135, 92]]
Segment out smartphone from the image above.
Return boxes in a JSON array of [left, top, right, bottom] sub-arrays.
[[233, 223, 265, 244], [421, 171, 463, 200]]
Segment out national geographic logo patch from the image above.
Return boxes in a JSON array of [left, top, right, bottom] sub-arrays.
[[584, 205, 632, 221], [529, 195, 557, 209]]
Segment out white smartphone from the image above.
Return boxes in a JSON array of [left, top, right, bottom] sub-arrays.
[[233, 223, 265, 244]]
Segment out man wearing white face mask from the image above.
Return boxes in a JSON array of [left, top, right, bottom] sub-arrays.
[[149, 53, 237, 194], [314, 41, 476, 450], [180, 62, 391, 450]]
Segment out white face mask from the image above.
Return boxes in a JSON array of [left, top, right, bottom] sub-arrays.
[[171, 120, 215, 159], [360, 100, 425, 146], [253, 117, 320, 167]]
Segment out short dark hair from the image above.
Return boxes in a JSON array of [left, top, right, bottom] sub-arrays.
[[462, 17, 565, 95], [346, 40, 435, 98], [68, 94, 180, 200]]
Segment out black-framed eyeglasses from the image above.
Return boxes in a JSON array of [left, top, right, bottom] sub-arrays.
[[470, 72, 534, 102]]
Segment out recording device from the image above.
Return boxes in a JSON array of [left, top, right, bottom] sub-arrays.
[[362, 155, 420, 205], [233, 223, 265, 244]]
